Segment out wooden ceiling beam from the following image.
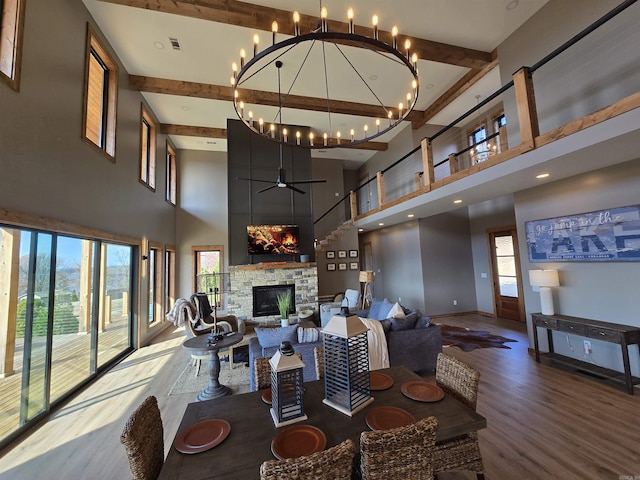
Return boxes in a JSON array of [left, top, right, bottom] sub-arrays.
[[98, 0, 492, 69], [412, 53, 499, 129], [160, 123, 388, 151], [131, 75, 424, 123]]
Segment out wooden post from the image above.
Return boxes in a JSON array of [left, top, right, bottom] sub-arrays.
[[448, 153, 457, 174], [376, 171, 385, 207], [78, 240, 93, 334], [98, 244, 107, 333], [420, 138, 434, 187], [0, 229, 20, 377], [104, 295, 112, 326], [414, 172, 422, 191], [513, 67, 539, 151], [349, 190, 358, 220], [122, 291, 128, 317], [498, 124, 508, 152]]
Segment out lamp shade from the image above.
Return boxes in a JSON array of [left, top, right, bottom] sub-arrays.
[[359, 271, 374, 283], [529, 269, 559, 287]]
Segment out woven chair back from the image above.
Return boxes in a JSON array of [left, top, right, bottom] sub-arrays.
[[120, 396, 164, 480], [435, 353, 480, 410]]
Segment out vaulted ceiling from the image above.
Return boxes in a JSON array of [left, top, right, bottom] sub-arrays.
[[83, 0, 549, 168]]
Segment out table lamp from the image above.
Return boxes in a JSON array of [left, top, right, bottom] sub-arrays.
[[529, 269, 560, 315], [359, 271, 375, 309]]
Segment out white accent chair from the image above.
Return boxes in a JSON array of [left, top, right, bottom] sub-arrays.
[[319, 288, 360, 327]]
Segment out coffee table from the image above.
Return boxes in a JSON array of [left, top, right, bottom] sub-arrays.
[[183, 332, 243, 401]]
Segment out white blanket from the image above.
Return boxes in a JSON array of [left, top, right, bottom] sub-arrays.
[[166, 298, 197, 327], [359, 317, 390, 371]]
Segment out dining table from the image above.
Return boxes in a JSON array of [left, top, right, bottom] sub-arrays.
[[158, 365, 487, 479]]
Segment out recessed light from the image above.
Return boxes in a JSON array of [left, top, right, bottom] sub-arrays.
[[425, 83, 434, 89], [407, 214, 414, 218], [153, 41, 165, 49], [506, 0, 519, 11], [181, 105, 190, 111], [536, 173, 550, 179], [206, 141, 217, 145], [454, 199, 462, 204], [369, 74, 378, 81], [358, 228, 364, 232], [378, 223, 384, 226]]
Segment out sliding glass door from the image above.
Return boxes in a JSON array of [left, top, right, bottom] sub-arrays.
[[0, 225, 134, 445]]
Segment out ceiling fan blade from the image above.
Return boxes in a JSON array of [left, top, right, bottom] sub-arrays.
[[236, 176, 274, 184], [287, 179, 327, 185], [287, 184, 306, 194], [257, 184, 277, 193]]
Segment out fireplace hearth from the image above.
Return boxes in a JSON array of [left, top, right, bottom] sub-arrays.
[[253, 285, 295, 318]]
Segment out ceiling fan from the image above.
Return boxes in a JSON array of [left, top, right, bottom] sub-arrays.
[[236, 60, 326, 195]]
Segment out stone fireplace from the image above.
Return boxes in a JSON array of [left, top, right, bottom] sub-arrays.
[[253, 284, 295, 318], [227, 263, 318, 325]]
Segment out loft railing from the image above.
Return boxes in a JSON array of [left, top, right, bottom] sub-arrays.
[[314, 0, 639, 240]]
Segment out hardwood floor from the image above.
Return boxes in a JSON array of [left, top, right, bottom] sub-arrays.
[[0, 314, 638, 479]]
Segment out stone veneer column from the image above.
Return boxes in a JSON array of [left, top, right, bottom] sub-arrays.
[[227, 264, 318, 325]]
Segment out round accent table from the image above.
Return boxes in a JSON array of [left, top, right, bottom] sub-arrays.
[[183, 332, 243, 401]]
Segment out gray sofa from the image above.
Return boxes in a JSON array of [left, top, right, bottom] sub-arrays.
[[249, 300, 442, 390]]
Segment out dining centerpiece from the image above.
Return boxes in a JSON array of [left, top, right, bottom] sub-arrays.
[[269, 341, 307, 427], [321, 307, 373, 416]]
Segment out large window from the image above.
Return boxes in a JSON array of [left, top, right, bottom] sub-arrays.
[[140, 105, 157, 190], [82, 25, 118, 159], [166, 141, 177, 205], [165, 245, 175, 310], [193, 246, 223, 306], [0, 224, 134, 447], [147, 242, 162, 324], [0, 0, 25, 90], [468, 124, 488, 164]]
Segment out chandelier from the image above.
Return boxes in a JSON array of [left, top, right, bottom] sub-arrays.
[[230, 6, 419, 149]]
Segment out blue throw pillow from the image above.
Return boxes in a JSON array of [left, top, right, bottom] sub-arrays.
[[255, 325, 298, 348], [414, 313, 432, 329], [390, 312, 418, 331], [377, 298, 395, 320], [368, 298, 385, 321]]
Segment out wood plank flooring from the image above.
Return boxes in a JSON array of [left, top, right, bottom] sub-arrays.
[[0, 314, 638, 479]]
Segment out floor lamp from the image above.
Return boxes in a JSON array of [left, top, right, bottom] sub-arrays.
[[359, 271, 374, 309], [529, 269, 560, 315]]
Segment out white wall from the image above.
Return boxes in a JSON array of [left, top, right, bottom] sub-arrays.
[[515, 158, 640, 375]]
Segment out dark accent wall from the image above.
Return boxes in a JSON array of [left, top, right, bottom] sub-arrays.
[[227, 119, 316, 265]]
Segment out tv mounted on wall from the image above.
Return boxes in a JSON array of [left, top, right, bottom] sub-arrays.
[[247, 225, 300, 255]]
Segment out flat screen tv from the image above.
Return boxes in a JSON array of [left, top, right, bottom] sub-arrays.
[[247, 225, 300, 255]]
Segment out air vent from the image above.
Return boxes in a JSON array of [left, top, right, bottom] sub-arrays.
[[168, 37, 182, 51]]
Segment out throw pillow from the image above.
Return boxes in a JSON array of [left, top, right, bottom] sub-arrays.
[[379, 318, 392, 333], [378, 298, 395, 320], [390, 312, 418, 331], [387, 302, 405, 319], [255, 325, 298, 348], [368, 298, 385, 320], [298, 327, 320, 344], [414, 312, 432, 329]]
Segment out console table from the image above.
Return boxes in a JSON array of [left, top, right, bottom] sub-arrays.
[[532, 313, 640, 394]]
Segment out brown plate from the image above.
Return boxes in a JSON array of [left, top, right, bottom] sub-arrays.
[[365, 406, 416, 431], [271, 425, 327, 459], [174, 419, 231, 454], [400, 381, 445, 402], [369, 371, 394, 390], [261, 388, 272, 404]]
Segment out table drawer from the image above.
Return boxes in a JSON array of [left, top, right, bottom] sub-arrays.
[[558, 322, 587, 335], [586, 326, 620, 342], [534, 316, 558, 329]]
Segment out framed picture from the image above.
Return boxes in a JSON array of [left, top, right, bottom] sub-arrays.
[[338, 263, 347, 270], [326, 250, 335, 259], [338, 250, 347, 258], [349, 262, 359, 270], [327, 263, 336, 271], [525, 204, 640, 262], [349, 250, 358, 258]]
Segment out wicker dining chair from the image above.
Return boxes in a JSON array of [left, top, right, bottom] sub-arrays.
[[259, 438, 355, 480], [433, 352, 484, 479], [254, 354, 303, 391], [360, 416, 438, 480], [120, 395, 164, 480], [313, 346, 324, 380]]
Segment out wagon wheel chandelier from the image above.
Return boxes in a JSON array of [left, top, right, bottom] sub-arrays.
[[230, 5, 420, 149]]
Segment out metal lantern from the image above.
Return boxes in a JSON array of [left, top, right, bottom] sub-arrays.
[[269, 341, 307, 427], [321, 308, 373, 416]]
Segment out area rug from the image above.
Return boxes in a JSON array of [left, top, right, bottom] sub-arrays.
[[169, 361, 251, 395], [436, 323, 517, 352]]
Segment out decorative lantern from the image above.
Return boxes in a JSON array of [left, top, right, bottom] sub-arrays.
[[321, 307, 373, 416], [269, 341, 307, 427]]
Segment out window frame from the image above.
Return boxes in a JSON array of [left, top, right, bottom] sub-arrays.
[[0, 0, 26, 91], [147, 241, 163, 326], [81, 24, 118, 161], [166, 140, 177, 205], [164, 245, 176, 310], [192, 245, 224, 307], [139, 104, 157, 191]]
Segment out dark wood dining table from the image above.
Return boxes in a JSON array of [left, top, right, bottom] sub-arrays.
[[158, 365, 487, 479]]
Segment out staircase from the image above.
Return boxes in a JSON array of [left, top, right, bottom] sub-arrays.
[[314, 220, 354, 252]]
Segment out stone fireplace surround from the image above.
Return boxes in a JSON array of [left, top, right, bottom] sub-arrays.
[[227, 263, 318, 325]]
